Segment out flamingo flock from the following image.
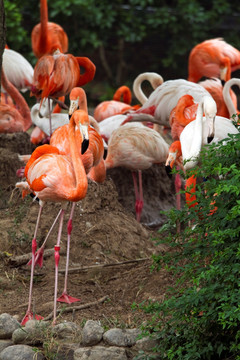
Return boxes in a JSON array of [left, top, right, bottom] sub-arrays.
[[2, 0, 240, 325]]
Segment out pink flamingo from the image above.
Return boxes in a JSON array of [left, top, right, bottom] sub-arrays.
[[105, 122, 169, 222]]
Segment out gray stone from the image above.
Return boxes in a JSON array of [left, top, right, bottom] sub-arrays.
[[12, 320, 48, 345], [0, 344, 44, 360], [74, 346, 127, 360], [134, 335, 159, 352], [0, 314, 20, 339], [52, 321, 81, 341], [81, 320, 104, 346], [103, 328, 141, 347], [0, 340, 13, 353]]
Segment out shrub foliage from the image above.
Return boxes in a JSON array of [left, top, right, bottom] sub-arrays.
[[134, 126, 240, 359]]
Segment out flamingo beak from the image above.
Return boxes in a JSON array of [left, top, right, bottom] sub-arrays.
[[219, 66, 227, 82], [69, 98, 79, 116], [207, 116, 215, 143], [80, 124, 89, 154], [165, 153, 176, 178]]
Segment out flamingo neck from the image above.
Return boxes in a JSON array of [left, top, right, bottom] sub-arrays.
[[1, 70, 32, 131], [68, 112, 88, 201], [40, 0, 49, 35], [113, 86, 132, 104], [133, 73, 149, 105], [223, 78, 239, 118]]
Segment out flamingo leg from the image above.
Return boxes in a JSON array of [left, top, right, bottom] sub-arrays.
[[21, 204, 44, 326], [132, 170, 144, 222], [48, 98, 53, 137], [53, 209, 65, 325], [27, 208, 63, 268], [57, 202, 80, 304]]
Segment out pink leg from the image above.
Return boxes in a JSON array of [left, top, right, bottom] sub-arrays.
[[53, 209, 65, 325], [132, 170, 144, 222], [21, 204, 44, 325], [27, 209, 63, 268], [48, 98, 53, 137], [57, 203, 80, 304]]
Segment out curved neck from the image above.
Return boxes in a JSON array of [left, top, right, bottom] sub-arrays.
[[1, 70, 32, 131], [223, 78, 240, 117], [67, 112, 88, 201], [76, 57, 96, 87], [113, 86, 132, 104], [133, 72, 163, 105]]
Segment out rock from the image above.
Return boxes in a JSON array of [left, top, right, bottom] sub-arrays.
[[0, 314, 20, 339], [74, 346, 127, 360], [134, 335, 159, 352], [0, 344, 44, 360], [81, 320, 104, 346], [52, 321, 81, 341], [12, 320, 49, 345], [103, 328, 141, 347], [0, 340, 13, 353]]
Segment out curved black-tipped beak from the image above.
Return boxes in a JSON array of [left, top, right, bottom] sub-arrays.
[[81, 139, 89, 154], [207, 136, 214, 144], [69, 113, 72, 120], [165, 165, 172, 179]]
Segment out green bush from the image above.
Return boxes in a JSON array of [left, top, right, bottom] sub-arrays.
[[133, 128, 240, 359]]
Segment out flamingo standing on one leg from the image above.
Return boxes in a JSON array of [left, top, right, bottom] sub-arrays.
[[0, 70, 32, 133], [104, 122, 169, 222], [188, 38, 240, 83], [16, 109, 89, 325], [31, 0, 68, 58]]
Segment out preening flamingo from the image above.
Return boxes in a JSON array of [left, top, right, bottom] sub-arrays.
[[0, 70, 32, 133], [31, 0, 68, 58], [2, 48, 34, 93], [105, 122, 169, 222], [16, 109, 90, 325], [179, 96, 238, 171], [188, 38, 240, 83], [126, 78, 214, 127], [199, 78, 237, 118], [31, 50, 96, 100]]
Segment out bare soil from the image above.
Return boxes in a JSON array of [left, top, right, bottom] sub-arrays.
[[0, 132, 177, 329]]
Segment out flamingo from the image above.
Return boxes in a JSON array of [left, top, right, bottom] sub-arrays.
[[94, 86, 137, 122], [132, 72, 164, 105], [16, 109, 89, 325], [188, 38, 240, 83], [179, 96, 239, 171], [126, 78, 214, 128], [0, 70, 32, 133], [31, 49, 95, 135], [31, 0, 68, 58], [30, 88, 105, 305], [2, 48, 34, 93], [222, 78, 240, 118], [104, 122, 169, 222]]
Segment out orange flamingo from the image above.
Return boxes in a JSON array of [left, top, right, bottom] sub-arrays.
[[31, 88, 105, 304], [105, 122, 169, 222], [188, 38, 240, 83], [0, 70, 32, 133], [31, 50, 96, 100], [16, 109, 89, 325], [31, 0, 68, 58], [94, 85, 140, 122]]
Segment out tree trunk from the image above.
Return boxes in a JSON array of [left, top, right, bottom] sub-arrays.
[[0, 0, 6, 88]]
